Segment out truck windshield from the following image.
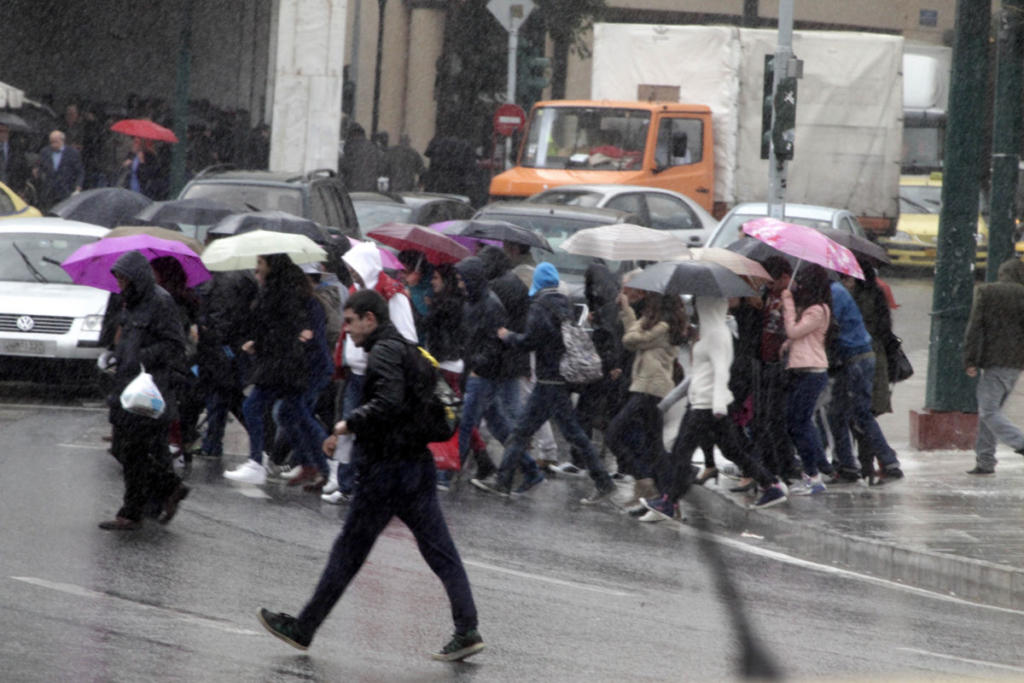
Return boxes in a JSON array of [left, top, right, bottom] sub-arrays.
[[520, 107, 651, 171]]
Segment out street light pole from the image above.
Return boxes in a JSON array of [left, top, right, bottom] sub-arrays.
[[925, 0, 990, 416], [371, 0, 387, 136], [988, 1, 1024, 278], [766, 0, 794, 219]]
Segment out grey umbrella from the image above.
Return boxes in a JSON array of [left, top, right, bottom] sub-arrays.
[[448, 219, 553, 251], [0, 111, 31, 133], [817, 227, 891, 265], [628, 259, 757, 298], [208, 210, 330, 244], [134, 197, 236, 226], [50, 188, 153, 228]]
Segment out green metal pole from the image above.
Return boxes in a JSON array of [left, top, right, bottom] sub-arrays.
[[988, 1, 1024, 279], [926, 0, 990, 413], [170, 0, 193, 198]]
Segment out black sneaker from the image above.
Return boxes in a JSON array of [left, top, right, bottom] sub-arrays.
[[258, 608, 312, 650], [826, 469, 861, 485], [870, 467, 905, 487], [432, 628, 485, 661], [966, 466, 995, 475]]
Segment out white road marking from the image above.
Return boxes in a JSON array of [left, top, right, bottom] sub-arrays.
[[896, 647, 1024, 673], [57, 443, 104, 449], [11, 576, 259, 636], [707, 530, 1024, 617], [464, 559, 635, 597], [0, 402, 106, 413]]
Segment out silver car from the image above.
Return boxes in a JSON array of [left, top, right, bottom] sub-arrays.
[[0, 218, 110, 378], [707, 202, 868, 248], [527, 184, 718, 247]]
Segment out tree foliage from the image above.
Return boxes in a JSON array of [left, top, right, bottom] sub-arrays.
[[433, 0, 606, 143]]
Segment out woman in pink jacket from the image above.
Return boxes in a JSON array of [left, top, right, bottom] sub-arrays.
[[781, 264, 832, 496]]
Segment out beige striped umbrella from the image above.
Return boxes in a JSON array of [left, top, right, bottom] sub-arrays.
[[558, 223, 691, 261]]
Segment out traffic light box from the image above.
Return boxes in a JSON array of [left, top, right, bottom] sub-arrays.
[[517, 53, 550, 109]]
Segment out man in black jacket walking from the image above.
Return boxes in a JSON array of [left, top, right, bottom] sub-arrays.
[[258, 290, 484, 662], [100, 250, 189, 530]]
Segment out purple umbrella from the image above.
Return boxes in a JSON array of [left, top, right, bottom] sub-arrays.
[[61, 234, 211, 293], [429, 220, 502, 253]]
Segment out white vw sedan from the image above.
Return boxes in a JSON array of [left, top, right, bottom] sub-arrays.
[[0, 217, 110, 381]]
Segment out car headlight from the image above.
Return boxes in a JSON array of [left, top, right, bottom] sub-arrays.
[[889, 230, 921, 242], [82, 314, 104, 332]]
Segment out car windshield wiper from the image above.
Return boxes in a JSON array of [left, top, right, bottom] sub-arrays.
[[12, 242, 48, 283]]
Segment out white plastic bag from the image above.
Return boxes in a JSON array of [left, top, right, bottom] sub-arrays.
[[333, 433, 353, 464], [119, 366, 166, 418]]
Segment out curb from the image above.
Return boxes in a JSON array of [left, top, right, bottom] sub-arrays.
[[687, 484, 1024, 610]]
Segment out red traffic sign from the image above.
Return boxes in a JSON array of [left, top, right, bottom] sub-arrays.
[[493, 103, 526, 137]]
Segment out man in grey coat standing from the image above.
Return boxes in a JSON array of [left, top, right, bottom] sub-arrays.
[[963, 257, 1024, 475]]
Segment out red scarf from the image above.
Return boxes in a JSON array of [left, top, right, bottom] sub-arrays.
[[332, 272, 408, 376]]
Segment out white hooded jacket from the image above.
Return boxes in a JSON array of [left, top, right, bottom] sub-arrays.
[[341, 241, 417, 374], [687, 297, 733, 415]]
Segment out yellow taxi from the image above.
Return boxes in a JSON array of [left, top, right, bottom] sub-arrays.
[[880, 173, 988, 270], [0, 181, 42, 220]]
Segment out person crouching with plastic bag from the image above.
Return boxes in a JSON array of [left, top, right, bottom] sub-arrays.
[[100, 250, 190, 531]]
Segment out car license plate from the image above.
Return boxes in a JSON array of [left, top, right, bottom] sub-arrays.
[[2, 339, 46, 356]]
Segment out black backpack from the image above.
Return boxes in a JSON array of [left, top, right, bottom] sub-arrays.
[[405, 343, 462, 443]]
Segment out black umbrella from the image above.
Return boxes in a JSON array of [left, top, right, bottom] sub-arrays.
[[0, 111, 31, 133], [50, 188, 152, 228], [134, 197, 236, 226], [449, 219, 553, 251], [724, 236, 795, 266], [628, 260, 757, 298], [208, 210, 330, 244], [817, 227, 891, 265]]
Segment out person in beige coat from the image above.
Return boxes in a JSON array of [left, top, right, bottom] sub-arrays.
[[603, 292, 687, 509]]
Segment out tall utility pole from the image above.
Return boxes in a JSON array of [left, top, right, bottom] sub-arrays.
[[766, 0, 798, 219], [169, 0, 193, 197], [925, 0, 990, 415], [371, 0, 387, 136], [988, 1, 1024, 277]]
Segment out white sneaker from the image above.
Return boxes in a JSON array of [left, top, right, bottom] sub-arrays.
[[279, 465, 303, 481], [224, 460, 267, 485], [262, 452, 285, 479], [321, 462, 339, 494], [321, 490, 350, 505], [552, 462, 587, 477]]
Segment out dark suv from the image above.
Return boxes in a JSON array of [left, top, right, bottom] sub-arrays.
[[179, 168, 361, 239]]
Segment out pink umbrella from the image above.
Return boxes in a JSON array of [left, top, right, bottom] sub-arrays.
[[347, 237, 403, 270], [742, 217, 864, 279], [368, 222, 470, 264], [61, 234, 210, 292]]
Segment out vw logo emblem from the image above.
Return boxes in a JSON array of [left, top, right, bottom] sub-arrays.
[[16, 315, 35, 332]]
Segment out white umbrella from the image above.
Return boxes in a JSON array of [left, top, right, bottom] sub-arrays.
[[689, 247, 772, 285], [559, 223, 691, 261], [201, 229, 327, 271]]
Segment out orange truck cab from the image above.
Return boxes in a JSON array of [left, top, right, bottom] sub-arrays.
[[489, 100, 715, 212]]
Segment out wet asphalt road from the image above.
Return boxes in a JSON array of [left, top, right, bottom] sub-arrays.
[[4, 274, 1024, 681]]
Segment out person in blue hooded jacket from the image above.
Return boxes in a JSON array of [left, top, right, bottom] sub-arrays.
[[473, 262, 615, 503]]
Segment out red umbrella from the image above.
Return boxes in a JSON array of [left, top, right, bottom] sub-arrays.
[[367, 223, 471, 264], [110, 118, 179, 144]]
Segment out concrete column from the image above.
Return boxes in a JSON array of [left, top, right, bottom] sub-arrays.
[[268, 0, 347, 172], [403, 7, 445, 153]]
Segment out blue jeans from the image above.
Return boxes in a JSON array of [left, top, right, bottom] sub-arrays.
[[786, 370, 829, 476], [828, 354, 899, 473], [334, 374, 366, 494], [499, 382, 611, 490], [244, 386, 327, 474], [458, 375, 519, 463]]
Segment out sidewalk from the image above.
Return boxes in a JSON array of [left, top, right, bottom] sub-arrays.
[[689, 349, 1024, 610]]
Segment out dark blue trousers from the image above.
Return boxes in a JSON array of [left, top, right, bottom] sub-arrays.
[[297, 456, 478, 636]]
